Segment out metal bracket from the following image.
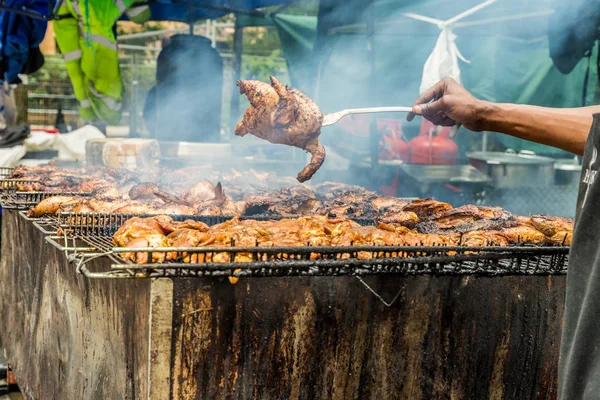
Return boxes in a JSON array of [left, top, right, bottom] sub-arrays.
[[355, 276, 404, 307]]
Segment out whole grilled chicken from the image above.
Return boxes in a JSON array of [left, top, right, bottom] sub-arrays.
[[235, 76, 325, 182]]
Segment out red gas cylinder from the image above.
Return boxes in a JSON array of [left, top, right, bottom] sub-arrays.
[[410, 121, 435, 164], [378, 118, 410, 162], [431, 127, 458, 164]]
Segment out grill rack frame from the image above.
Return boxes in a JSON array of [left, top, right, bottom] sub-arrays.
[[0, 167, 14, 179], [2, 191, 92, 210], [43, 211, 571, 280], [0, 178, 38, 190]]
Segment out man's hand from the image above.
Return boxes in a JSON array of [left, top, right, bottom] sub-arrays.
[[407, 77, 487, 132]]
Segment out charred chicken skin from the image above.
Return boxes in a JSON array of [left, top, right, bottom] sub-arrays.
[[16, 166, 575, 252], [114, 211, 573, 265], [235, 77, 325, 182]]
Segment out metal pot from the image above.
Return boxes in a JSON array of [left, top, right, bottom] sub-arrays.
[[467, 150, 555, 188], [555, 157, 582, 186]]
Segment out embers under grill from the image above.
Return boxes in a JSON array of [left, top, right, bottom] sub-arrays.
[[40, 211, 571, 280]]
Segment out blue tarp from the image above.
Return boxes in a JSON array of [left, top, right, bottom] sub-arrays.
[[0, 0, 47, 83], [0, 0, 289, 22], [141, 0, 288, 22]]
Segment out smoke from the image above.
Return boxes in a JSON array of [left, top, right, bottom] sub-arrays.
[[298, 0, 582, 216], [137, 0, 585, 217]]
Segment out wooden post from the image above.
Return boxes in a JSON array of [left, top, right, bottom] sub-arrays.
[[147, 278, 173, 400], [229, 15, 243, 132], [14, 85, 28, 126]]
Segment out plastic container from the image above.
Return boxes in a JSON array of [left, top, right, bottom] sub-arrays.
[[85, 138, 109, 167], [101, 139, 160, 169]]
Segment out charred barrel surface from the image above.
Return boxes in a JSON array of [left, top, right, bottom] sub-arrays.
[[170, 275, 565, 400], [0, 211, 151, 399], [0, 211, 566, 399]]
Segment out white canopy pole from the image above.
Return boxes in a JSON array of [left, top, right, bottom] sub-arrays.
[[455, 9, 554, 28], [444, 0, 498, 26], [401, 12, 444, 27]]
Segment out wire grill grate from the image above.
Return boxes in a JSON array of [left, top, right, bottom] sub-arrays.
[[2, 191, 92, 210], [0, 167, 14, 179], [47, 211, 571, 279]]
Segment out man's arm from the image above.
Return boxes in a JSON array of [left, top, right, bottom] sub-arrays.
[[407, 77, 598, 155]]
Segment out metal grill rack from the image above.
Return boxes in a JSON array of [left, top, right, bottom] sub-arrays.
[[55, 212, 375, 237], [43, 212, 571, 280], [0, 178, 36, 190], [2, 191, 92, 210], [0, 167, 14, 179]]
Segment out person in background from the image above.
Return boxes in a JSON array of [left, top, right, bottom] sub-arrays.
[[143, 35, 223, 143], [409, 77, 598, 400]]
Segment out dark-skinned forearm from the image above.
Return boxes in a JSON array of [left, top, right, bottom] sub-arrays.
[[479, 102, 599, 155]]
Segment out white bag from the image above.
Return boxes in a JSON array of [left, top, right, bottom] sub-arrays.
[[419, 27, 470, 94], [406, 0, 498, 94]]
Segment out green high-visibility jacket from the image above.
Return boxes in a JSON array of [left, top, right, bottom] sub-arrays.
[[54, 0, 150, 124]]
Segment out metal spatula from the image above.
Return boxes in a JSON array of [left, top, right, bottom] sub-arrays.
[[322, 106, 461, 137], [322, 107, 413, 127]]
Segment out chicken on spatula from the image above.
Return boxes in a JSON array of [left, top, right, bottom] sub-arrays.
[[235, 76, 325, 183]]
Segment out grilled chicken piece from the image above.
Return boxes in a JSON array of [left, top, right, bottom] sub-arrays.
[[314, 182, 373, 198], [530, 215, 574, 238], [377, 222, 413, 235], [269, 198, 321, 216], [84, 199, 131, 213], [166, 229, 215, 262], [94, 187, 122, 201], [27, 196, 85, 217], [161, 204, 198, 215], [173, 219, 210, 232], [113, 216, 169, 246], [75, 178, 113, 193], [460, 231, 509, 247], [71, 203, 96, 213], [182, 179, 217, 204], [241, 186, 315, 216], [112, 204, 163, 215], [129, 183, 162, 200], [428, 205, 508, 229], [235, 77, 325, 182], [358, 225, 406, 246], [401, 232, 459, 247], [377, 211, 419, 229], [16, 182, 46, 191], [120, 235, 170, 264], [10, 165, 46, 178], [41, 174, 83, 188], [549, 231, 572, 246], [403, 199, 453, 220], [114, 216, 178, 263], [193, 183, 227, 212], [168, 228, 211, 244], [316, 187, 380, 219], [501, 224, 548, 245], [371, 196, 411, 211]]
